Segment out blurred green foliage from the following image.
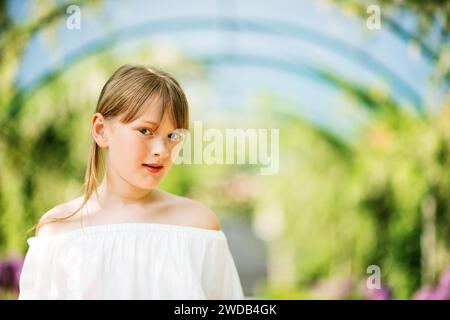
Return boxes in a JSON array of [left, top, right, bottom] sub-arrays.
[[253, 102, 450, 299]]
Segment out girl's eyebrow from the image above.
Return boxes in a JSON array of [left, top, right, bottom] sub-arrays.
[[137, 119, 177, 132], [138, 119, 158, 125]]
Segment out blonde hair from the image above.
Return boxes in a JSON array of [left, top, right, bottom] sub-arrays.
[[28, 64, 189, 236]]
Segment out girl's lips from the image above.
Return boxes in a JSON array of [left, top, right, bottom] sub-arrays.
[[142, 164, 164, 174]]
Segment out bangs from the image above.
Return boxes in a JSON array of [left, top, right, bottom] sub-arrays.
[[111, 69, 188, 130]]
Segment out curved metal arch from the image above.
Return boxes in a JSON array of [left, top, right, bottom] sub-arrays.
[[7, 16, 422, 121], [102, 16, 423, 106]]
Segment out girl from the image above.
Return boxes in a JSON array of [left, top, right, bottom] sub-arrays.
[[18, 64, 244, 299]]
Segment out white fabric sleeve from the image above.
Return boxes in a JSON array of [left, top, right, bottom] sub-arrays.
[[201, 237, 244, 299], [18, 239, 51, 299]]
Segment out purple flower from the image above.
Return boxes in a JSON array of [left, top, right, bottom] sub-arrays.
[[413, 269, 450, 300], [432, 269, 450, 300], [413, 286, 435, 300], [437, 270, 450, 291], [367, 286, 392, 300], [0, 257, 24, 293], [429, 286, 449, 300]]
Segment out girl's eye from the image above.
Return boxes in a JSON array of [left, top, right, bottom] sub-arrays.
[[168, 130, 185, 142], [139, 128, 154, 136]]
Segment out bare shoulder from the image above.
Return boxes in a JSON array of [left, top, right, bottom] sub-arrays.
[[36, 196, 84, 237], [158, 190, 222, 231]]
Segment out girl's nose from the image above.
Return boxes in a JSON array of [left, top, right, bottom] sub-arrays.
[[149, 136, 168, 157]]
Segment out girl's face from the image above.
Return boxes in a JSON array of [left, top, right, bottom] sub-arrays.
[[97, 98, 184, 192]]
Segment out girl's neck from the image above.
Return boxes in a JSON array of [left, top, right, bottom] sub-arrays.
[[95, 178, 156, 208]]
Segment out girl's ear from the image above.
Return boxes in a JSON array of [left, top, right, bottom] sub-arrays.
[[92, 113, 109, 148]]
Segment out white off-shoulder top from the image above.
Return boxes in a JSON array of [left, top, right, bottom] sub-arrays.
[[18, 223, 244, 300]]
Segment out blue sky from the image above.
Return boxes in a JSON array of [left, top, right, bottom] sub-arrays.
[[8, 0, 437, 138]]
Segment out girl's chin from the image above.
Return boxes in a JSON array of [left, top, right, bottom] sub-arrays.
[[139, 176, 161, 189]]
